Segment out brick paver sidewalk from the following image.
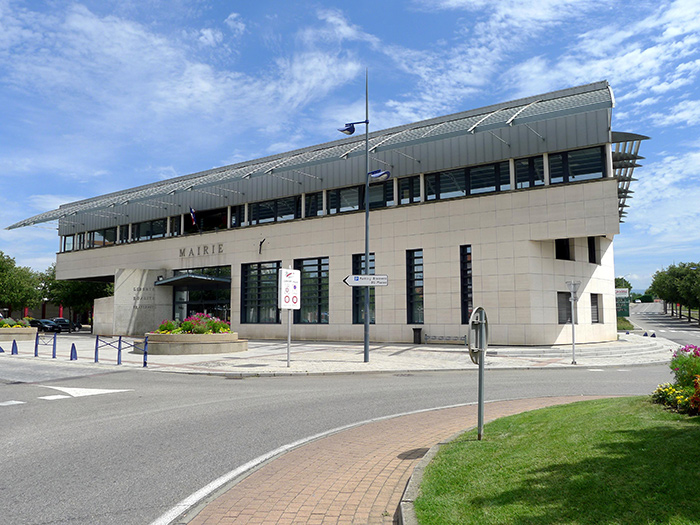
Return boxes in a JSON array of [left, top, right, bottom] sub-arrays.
[[184, 396, 607, 524]]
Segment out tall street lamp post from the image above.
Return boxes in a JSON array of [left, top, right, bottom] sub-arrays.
[[338, 70, 389, 363]]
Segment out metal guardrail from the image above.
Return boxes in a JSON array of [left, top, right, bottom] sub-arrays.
[[94, 335, 149, 367], [424, 334, 468, 344]]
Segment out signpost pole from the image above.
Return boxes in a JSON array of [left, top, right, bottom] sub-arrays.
[[468, 307, 488, 441], [287, 308, 291, 368]]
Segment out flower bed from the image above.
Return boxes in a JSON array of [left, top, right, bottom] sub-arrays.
[[147, 313, 247, 355], [0, 318, 37, 341], [651, 345, 700, 415]]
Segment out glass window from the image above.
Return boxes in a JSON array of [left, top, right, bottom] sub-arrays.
[[460, 245, 473, 324], [63, 235, 74, 252], [170, 216, 181, 236], [251, 201, 275, 224], [555, 238, 573, 261], [93, 230, 105, 247], [407, 249, 424, 324], [550, 147, 605, 184], [276, 196, 299, 222], [588, 236, 598, 264], [469, 165, 497, 195], [515, 156, 544, 189], [241, 261, 280, 324], [497, 161, 511, 191], [230, 206, 244, 228], [119, 225, 129, 244], [558, 292, 572, 324], [439, 169, 467, 199], [424, 174, 438, 201], [368, 181, 394, 209], [569, 147, 605, 181], [294, 257, 329, 324], [305, 192, 323, 217], [151, 219, 166, 239], [591, 294, 602, 323], [327, 186, 361, 214], [549, 153, 565, 184], [399, 176, 420, 204], [352, 253, 375, 324]]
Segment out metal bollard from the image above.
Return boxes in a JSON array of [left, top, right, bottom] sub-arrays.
[[143, 336, 148, 367], [52, 333, 57, 359], [12, 340, 18, 355], [70, 343, 77, 361], [35, 331, 40, 357], [117, 336, 122, 365]]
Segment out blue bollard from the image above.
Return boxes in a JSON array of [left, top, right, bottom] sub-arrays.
[[643, 332, 648, 337], [94, 341, 99, 363], [52, 333, 57, 359], [0, 345, 4, 353], [94, 335, 99, 358], [143, 336, 148, 368], [626, 331, 630, 335], [35, 331, 40, 357], [651, 333, 656, 338], [12, 340, 18, 355], [117, 336, 122, 365], [70, 343, 77, 361]]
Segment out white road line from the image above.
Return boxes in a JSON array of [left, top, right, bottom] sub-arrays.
[[37, 386, 134, 397], [0, 400, 25, 406], [38, 395, 72, 401], [587, 369, 605, 372]]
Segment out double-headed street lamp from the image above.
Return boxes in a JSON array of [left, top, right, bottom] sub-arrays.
[[338, 70, 390, 363]]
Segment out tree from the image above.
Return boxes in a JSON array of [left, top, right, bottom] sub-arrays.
[[615, 277, 633, 291], [41, 264, 113, 319], [0, 251, 42, 314]]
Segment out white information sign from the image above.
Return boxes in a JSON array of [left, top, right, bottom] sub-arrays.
[[279, 269, 301, 310], [343, 274, 389, 287]]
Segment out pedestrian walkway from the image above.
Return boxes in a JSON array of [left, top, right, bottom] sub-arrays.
[[178, 396, 609, 525], [0, 330, 676, 377]]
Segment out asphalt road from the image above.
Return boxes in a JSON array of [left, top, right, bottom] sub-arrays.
[[1, 358, 671, 525], [629, 302, 700, 347]]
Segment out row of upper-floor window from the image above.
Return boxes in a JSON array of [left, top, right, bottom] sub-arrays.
[[60, 146, 607, 253]]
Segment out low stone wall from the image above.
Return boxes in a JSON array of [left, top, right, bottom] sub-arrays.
[[0, 327, 38, 341], [145, 332, 248, 355]]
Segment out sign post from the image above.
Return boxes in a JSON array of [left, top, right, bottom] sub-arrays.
[[279, 268, 301, 367], [467, 306, 489, 441], [615, 288, 630, 317]]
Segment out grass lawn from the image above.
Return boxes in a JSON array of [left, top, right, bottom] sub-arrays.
[[617, 316, 634, 331], [414, 397, 700, 524]]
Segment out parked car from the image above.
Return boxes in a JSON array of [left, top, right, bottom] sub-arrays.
[[29, 319, 62, 333], [52, 317, 80, 332]]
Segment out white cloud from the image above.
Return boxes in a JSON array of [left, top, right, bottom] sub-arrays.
[[224, 13, 245, 37], [198, 28, 223, 47], [649, 99, 700, 126]]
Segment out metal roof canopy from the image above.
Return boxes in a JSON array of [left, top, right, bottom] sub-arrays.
[[154, 273, 232, 287], [8, 81, 625, 232]]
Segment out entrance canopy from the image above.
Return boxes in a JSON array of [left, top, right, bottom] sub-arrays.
[[155, 273, 231, 287]]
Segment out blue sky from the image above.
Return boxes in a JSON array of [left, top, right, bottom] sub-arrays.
[[1, 0, 698, 292]]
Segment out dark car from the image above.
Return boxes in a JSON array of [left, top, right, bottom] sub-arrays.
[[52, 317, 80, 332], [29, 319, 62, 333]]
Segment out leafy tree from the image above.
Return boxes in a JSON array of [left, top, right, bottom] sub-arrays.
[[41, 264, 113, 319], [0, 251, 42, 314], [615, 277, 633, 291]]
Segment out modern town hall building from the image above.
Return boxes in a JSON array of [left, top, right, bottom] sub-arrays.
[[9, 81, 647, 345]]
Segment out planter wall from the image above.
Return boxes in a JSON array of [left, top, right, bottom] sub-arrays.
[[0, 327, 38, 341], [145, 332, 247, 355]]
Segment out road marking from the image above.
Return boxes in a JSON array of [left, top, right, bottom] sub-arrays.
[[37, 386, 134, 398], [587, 369, 605, 372], [38, 395, 72, 401], [0, 400, 25, 406]]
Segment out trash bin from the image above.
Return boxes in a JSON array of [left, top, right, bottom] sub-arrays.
[[413, 327, 422, 344]]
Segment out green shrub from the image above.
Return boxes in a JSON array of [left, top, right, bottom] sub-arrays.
[[670, 345, 700, 388]]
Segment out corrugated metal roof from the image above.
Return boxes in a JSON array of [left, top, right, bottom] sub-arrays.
[[7, 81, 616, 230]]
